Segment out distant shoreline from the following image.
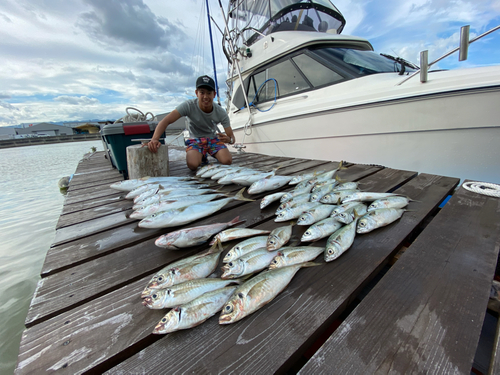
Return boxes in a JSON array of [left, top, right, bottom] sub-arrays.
[[0, 133, 101, 149]]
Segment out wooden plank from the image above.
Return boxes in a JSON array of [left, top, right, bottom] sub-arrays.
[[99, 174, 458, 374], [61, 193, 124, 215], [489, 317, 500, 375], [300, 181, 499, 374], [67, 176, 123, 192]]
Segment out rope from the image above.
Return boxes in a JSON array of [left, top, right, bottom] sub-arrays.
[[114, 107, 154, 123], [462, 181, 500, 197]]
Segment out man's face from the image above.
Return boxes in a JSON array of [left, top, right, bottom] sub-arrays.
[[196, 87, 216, 112]]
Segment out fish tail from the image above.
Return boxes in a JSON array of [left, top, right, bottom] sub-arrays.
[[234, 188, 255, 202], [339, 160, 348, 170], [228, 216, 246, 227]]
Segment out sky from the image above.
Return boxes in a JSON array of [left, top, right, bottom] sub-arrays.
[[0, 0, 499, 127]]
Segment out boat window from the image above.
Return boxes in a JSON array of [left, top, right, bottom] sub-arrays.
[[249, 59, 311, 104], [312, 47, 415, 75], [292, 54, 343, 86]]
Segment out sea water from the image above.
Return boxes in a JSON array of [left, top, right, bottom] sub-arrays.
[[0, 140, 103, 374]]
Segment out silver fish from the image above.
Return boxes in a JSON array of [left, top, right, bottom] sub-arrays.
[[325, 217, 359, 262], [210, 167, 246, 180], [260, 192, 287, 209], [134, 187, 218, 206], [301, 217, 343, 242], [130, 193, 228, 218], [138, 189, 253, 229], [125, 181, 202, 200], [152, 286, 238, 334], [132, 192, 227, 211], [330, 201, 364, 217], [275, 201, 322, 222], [297, 204, 337, 225], [276, 193, 312, 214], [367, 196, 411, 211], [267, 223, 294, 250], [319, 189, 359, 204], [217, 169, 256, 185], [155, 216, 245, 249], [219, 262, 319, 324], [248, 175, 294, 194], [280, 188, 312, 204], [341, 192, 406, 204], [143, 278, 241, 309], [269, 246, 324, 269], [288, 170, 326, 185], [110, 176, 192, 192], [223, 236, 269, 263], [209, 227, 271, 246], [141, 250, 223, 297], [200, 165, 233, 178], [335, 203, 368, 224], [221, 248, 280, 279], [231, 168, 280, 186], [356, 208, 405, 234], [335, 181, 359, 191]]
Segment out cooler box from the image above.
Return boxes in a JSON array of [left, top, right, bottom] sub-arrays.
[[100, 121, 159, 178]]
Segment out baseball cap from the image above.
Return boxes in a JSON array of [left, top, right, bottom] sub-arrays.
[[196, 75, 216, 91]]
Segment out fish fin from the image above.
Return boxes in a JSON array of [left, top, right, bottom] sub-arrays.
[[287, 237, 302, 247], [338, 160, 348, 170], [234, 188, 255, 202], [228, 216, 246, 227], [207, 240, 225, 254], [299, 261, 323, 268]]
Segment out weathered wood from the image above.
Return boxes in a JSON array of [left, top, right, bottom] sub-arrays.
[[489, 317, 500, 375], [300, 181, 499, 375], [99, 175, 458, 374], [127, 144, 170, 179], [56, 199, 132, 229]]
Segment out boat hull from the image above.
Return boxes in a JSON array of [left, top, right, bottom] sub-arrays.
[[231, 87, 500, 184]]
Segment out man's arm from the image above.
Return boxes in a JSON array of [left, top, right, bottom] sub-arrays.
[[147, 110, 182, 153], [217, 126, 235, 144]]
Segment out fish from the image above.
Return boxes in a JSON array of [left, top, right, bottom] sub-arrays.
[[221, 248, 280, 279], [130, 193, 229, 219], [280, 188, 313, 204], [310, 179, 340, 197], [247, 175, 294, 194], [260, 192, 287, 209], [267, 223, 294, 250], [275, 201, 322, 222], [367, 196, 411, 211], [276, 193, 313, 214], [335, 181, 359, 191], [335, 203, 368, 224], [356, 208, 406, 234], [330, 201, 364, 217], [297, 204, 338, 225], [301, 217, 344, 242], [141, 250, 224, 297], [341, 192, 407, 204], [143, 278, 241, 309], [125, 183, 162, 200], [152, 286, 238, 334], [199, 165, 233, 178], [138, 188, 253, 229], [319, 189, 359, 204], [155, 216, 246, 249], [209, 227, 271, 246], [324, 215, 360, 262], [269, 246, 324, 269], [231, 167, 281, 186], [196, 163, 216, 176], [288, 170, 326, 185], [125, 181, 203, 200], [210, 167, 247, 180], [109, 176, 192, 191], [223, 236, 269, 263], [133, 187, 220, 206], [304, 161, 345, 187], [217, 169, 256, 185], [219, 262, 320, 324]]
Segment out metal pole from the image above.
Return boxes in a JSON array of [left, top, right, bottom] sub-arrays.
[[206, 0, 221, 105]]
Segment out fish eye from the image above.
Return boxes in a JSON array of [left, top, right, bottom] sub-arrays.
[[305, 231, 311, 235], [224, 304, 233, 313], [161, 318, 167, 323], [359, 222, 366, 227], [157, 276, 163, 281], [269, 240, 275, 244], [228, 262, 233, 267], [272, 259, 278, 264], [328, 249, 333, 254], [152, 294, 158, 299]]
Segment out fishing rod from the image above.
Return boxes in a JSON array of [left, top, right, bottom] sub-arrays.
[[206, 0, 221, 105]]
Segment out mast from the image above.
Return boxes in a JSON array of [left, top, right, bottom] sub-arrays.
[[205, 0, 221, 105]]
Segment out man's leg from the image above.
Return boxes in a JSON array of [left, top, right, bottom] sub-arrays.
[[186, 149, 203, 171], [214, 148, 232, 165]]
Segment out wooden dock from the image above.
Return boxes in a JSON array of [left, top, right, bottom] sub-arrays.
[[15, 150, 500, 374]]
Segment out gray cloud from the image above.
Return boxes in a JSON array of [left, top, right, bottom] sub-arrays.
[[0, 101, 18, 111], [77, 0, 186, 52], [54, 96, 100, 105], [136, 53, 193, 75]]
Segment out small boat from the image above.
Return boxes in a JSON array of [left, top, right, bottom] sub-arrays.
[[216, 0, 500, 184]]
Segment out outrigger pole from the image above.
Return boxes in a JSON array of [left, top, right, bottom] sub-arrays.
[[206, 0, 221, 105]]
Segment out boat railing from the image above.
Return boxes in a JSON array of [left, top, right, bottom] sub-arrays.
[[398, 24, 500, 86]]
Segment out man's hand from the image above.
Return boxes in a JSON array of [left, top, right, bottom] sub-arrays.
[[147, 139, 161, 153], [217, 132, 233, 144]]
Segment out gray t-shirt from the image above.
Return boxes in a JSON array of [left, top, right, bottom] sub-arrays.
[[176, 99, 230, 138]]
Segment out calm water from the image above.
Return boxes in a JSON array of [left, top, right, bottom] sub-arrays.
[[0, 141, 103, 374]]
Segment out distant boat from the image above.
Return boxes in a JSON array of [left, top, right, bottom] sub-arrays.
[[218, 0, 500, 184]]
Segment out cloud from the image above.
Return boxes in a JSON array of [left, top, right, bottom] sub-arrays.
[[54, 96, 100, 105], [0, 101, 19, 111], [76, 0, 186, 52], [136, 53, 194, 75]]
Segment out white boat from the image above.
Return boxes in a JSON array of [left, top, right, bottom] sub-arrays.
[[218, 0, 500, 184]]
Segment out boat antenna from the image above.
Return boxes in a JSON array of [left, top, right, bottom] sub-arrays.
[[206, 0, 221, 105]]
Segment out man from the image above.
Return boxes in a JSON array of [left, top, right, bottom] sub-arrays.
[[147, 75, 235, 171]]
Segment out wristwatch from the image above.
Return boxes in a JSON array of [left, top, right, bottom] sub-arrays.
[[229, 137, 235, 144]]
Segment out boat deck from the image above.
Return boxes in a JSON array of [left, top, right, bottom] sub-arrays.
[[15, 150, 500, 374]]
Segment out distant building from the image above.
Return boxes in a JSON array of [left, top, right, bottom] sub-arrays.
[[16, 123, 75, 136], [0, 127, 16, 140]]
